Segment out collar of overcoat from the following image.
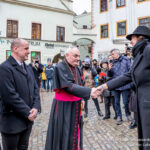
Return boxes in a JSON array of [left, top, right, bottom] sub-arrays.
[[8, 56, 27, 76]]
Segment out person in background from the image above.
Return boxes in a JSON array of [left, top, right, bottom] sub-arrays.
[[92, 59, 98, 70], [99, 59, 117, 120], [108, 49, 132, 125], [82, 57, 103, 118], [45, 61, 54, 92], [41, 64, 47, 90], [29, 57, 43, 87]]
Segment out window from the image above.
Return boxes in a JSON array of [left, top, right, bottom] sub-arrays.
[[100, 0, 108, 13], [57, 26, 65, 42], [32, 23, 41, 40], [7, 20, 18, 38], [139, 17, 150, 28], [100, 24, 109, 38], [137, 0, 146, 3], [116, 0, 125, 8], [138, 0, 145, 2], [6, 50, 11, 59], [31, 51, 41, 62], [117, 21, 127, 36], [83, 25, 87, 29]]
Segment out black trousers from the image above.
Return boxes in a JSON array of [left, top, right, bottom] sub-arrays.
[[104, 96, 117, 117], [1, 124, 32, 150], [85, 98, 101, 114]]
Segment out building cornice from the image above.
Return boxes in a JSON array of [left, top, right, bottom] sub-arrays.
[[0, 36, 73, 44], [1, 0, 74, 15]]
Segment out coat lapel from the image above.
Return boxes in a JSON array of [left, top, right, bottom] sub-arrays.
[[8, 56, 27, 76]]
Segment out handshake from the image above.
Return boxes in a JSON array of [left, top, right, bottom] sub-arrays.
[[90, 84, 108, 99]]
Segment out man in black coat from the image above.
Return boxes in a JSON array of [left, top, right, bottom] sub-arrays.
[[0, 38, 41, 150]]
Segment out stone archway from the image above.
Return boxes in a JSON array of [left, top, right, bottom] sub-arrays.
[[73, 38, 95, 61], [52, 53, 65, 64]]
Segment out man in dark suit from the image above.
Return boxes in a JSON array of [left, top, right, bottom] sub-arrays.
[[0, 38, 41, 150]]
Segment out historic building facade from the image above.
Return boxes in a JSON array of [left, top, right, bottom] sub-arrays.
[[0, 0, 74, 64], [92, 0, 150, 60], [73, 11, 96, 60]]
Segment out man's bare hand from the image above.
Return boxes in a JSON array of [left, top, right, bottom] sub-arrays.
[[28, 108, 38, 121], [97, 84, 108, 92], [90, 88, 102, 99], [108, 63, 113, 70]]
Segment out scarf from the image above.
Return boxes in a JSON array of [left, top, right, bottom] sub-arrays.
[[132, 38, 149, 58]]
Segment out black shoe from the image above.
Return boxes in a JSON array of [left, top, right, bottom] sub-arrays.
[[84, 113, 88, 118], [129, 121, 137, 129], [114, 116, 117, 120], [103, 116, 110, 120], [98, 111, 103, 117]]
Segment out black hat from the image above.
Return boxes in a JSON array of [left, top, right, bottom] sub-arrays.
[[126, 26, 150, 41]]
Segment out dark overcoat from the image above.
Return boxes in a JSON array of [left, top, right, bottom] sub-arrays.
[[107, 41, 150, 150], [0, 56, 41, 134]]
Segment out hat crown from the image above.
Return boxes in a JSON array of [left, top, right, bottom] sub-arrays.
[[126, 26, 150, 40], [133, 26, 150, 36]]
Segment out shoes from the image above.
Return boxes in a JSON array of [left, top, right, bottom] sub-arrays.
[[103, 116, 110, 120], [113, 116, 117, 120], [98, 111, 103, 117], [129, 120, 137, 129], [116, 116, 122, 125], [84, 113, 88, 118], [127, 115, 133, 122]]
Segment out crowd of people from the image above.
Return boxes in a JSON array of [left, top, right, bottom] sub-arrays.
[[79, 47, 136, 128], [0, 25, 150, 150]]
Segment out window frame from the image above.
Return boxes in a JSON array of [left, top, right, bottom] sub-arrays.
[[137, 0, 146, 3], [138, 16, 150, 28], [56, 26, 65, 42], [31, 23, 41, 40], [100, 23, 109, 39], [99, 0, 108, 13], [116, 0, 126, 9], [31, 51, 41, 62], [7, 20, 18, 38], [116, 20, 127, 37], [6, 50, 11, 59]]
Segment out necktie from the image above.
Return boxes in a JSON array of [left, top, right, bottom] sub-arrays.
[[21, 64, 27, 74]]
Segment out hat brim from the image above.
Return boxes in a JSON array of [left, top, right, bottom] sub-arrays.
[[126, 33, 150, 41], [126, 34, 133, 41]]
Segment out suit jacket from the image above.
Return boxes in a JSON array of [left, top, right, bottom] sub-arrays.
[[107, 41, 150, 150], [0, 56, 41, 134]]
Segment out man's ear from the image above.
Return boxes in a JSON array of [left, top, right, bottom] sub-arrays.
[[13, 46, 18, 52]]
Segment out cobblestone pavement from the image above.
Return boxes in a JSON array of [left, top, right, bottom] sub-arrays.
[[0, 91, 138, 150]]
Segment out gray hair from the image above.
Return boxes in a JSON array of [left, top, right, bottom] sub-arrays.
[[65, 46, 78, 55], [110, 49, 120, 54], [11, 38, 26, 51]]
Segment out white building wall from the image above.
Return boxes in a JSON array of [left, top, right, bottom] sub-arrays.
[[93, 0, 150, 60], [0, 1, 73, 64], [17, 0, 68, 10], [74, 13, 92, 29]]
